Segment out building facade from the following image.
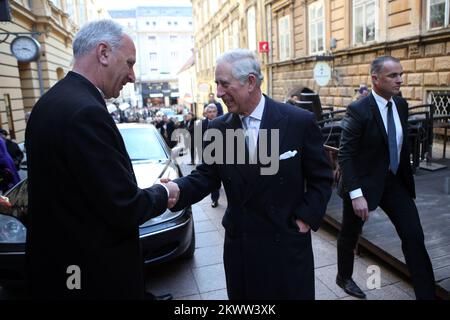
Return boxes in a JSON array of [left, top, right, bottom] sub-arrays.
[[192, 0, 270, 117], [110, 4, 194, 107], [0, 0, 106, 142], [267, 0, 450, 111], [192, 0, 450, 117]]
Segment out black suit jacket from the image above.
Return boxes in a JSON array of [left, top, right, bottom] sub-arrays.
[[25, 72, 168, 299], [172, 96, 333, 299], [338, 93, 415, 210]]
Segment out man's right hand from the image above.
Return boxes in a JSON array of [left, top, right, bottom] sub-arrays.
[[351, 196, 369, 221], [160, 179, 180, 209]]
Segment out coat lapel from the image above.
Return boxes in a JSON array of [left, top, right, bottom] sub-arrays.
[[223, 113, 250, 182], [369, 93, 388, 146], [394, 96, 409, 145]]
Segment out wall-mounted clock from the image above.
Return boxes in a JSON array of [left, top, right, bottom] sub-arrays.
[[10, 36, 41, 62]]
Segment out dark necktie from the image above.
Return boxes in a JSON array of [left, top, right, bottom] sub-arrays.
[[387, 101, 398, 174]]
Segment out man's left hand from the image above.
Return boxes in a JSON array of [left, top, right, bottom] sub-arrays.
[[296, 219, 310, 233]]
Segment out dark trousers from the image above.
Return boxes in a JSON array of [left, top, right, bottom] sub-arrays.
[[211, 188, 220, 202], [337, 172, 435, 299]]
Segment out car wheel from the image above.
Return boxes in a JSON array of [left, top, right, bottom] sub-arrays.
[[180, 223, 195, 259]]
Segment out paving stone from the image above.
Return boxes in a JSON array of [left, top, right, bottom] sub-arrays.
[[200, 289, 229, 300], [195, 230, 224, 248], [192, 263, 227, 293], [192, 244, 224, 268], [195, 219, 218, 233]]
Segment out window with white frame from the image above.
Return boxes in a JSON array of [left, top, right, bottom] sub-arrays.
[[232, 20, 239, 49], [278, 15, 291, 61], [209, 0, 218, 15], [247, 6, 257, 51], [309, 1, 325, 55], [353, 0, 377, 45], [196, 51, 200, 73], [202, 0, 208, 25], [65, 0, 75, 19], [223, 27, 230, 52], [427, 0, 449, 29], [211, 38, 217, 67], [149, 52, 157, 68], [148, 36, 157, 46], [215, 36, 221, 61], [206, 42, 211, 69], [78, 0, 86, 26]]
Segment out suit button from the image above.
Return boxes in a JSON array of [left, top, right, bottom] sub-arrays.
[[279, 177, 284, 185], [227, 177, 232, 182]]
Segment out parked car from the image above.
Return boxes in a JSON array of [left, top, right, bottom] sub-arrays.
[[0, 123, 194, 288]]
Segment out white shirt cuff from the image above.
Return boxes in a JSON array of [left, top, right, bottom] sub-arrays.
[[349, 188, 363, 200], [155, 181, 170, 198]]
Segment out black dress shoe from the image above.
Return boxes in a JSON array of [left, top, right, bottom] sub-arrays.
[[156, 293, 173, 300], [336, 275, 366, 299], [211, 200, 218, 208]]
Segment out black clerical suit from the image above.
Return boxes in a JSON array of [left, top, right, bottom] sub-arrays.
[[25, 72, 168, 299]]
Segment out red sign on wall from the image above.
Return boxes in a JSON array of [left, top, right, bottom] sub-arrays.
[[259, 41, 269, 53]]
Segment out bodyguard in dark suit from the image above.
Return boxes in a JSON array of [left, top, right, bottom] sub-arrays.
[[168, 49, 333, 299], [337, 56, 435, 299], [25, 20, 178, 299]]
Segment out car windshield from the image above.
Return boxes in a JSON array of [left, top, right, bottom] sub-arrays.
[[119, 127, 168, 161]]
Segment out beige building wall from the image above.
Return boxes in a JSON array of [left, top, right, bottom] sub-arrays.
[[192, 0, 269, 116], [268, 0, 450, 108], [0, 0, 106, 142]]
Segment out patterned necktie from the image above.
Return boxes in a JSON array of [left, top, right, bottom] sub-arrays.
[[242, 116, 256, 160], [387, 101, 398, 174]]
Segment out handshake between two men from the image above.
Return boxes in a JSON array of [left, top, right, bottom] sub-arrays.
[[160, 179, 180, 209]]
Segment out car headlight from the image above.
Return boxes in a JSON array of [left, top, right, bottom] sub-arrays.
[[0, 214, 27, 243]]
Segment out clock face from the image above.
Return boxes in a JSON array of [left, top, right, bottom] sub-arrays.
[[10, 36, 41, 62]]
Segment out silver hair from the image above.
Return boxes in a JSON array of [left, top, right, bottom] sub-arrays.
[[216, 49, 264, 86], [205, 103, 218, 111], [370, 55, 400, 75], [73, 20, 125, 58]]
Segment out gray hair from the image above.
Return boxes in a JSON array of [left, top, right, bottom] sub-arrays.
[[73, 20, 125, 58], [370, 55, 400, 75], [216, 49, 264, 86], [205, 103, 218, 112]]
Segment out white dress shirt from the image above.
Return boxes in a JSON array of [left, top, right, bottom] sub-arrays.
[[240, 95, 265, 158], [349, 90, 403, 200]]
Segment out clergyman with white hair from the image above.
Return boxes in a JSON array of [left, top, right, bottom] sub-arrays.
[[25, 20, 179, 299]]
